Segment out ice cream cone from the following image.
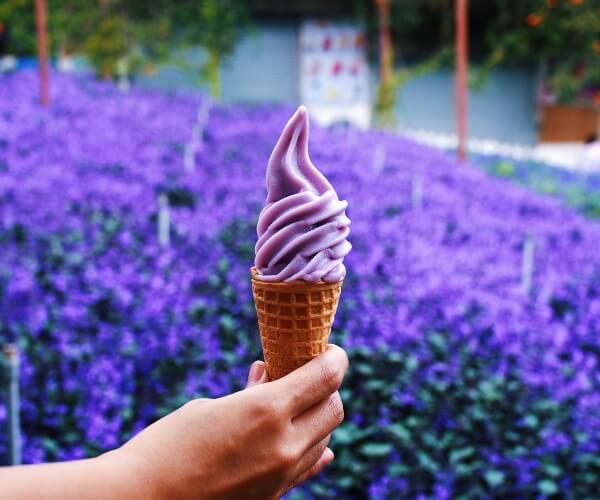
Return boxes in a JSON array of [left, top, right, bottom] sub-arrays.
[[251, 267, 343, 380]]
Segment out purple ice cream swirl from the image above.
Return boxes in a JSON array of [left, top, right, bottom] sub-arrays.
[[255, 106, 351, 283]]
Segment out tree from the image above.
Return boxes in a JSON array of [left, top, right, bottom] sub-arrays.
[[482, 0, 600, 103], [372, 0, 453, 127], [0, 0, 247, 94]]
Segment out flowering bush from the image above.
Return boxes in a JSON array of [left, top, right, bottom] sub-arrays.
[[471, 154, 600, 219], [1, 71, 600, 497]]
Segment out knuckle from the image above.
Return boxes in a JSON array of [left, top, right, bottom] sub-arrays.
[[276, 443, 301, 470], [312, 440, 327, 462], [327, 392, 345, 425], [251, 398, 282, 423], [309, 459, 321, 478], [319, 362, 343, 393]]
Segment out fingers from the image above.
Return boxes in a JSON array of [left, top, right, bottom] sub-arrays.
[[291, 434, 330, 479], [273, 345, 349, 416], [285, 447, 334, 495], [292, 391, 344, 451], [245, 361, 267, 389]]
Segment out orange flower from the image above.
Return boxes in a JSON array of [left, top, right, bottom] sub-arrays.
[[526, 13, 543, 27], [546, 0, 557, 6], [569, 0, 584, 5], [594, 90, 600, 105], [595, 40, 600, 55]]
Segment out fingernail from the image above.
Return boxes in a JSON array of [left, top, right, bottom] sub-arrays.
[[254, 362, 265, 381], [247, 361, 265, 386], [323, 448, 334, 464]]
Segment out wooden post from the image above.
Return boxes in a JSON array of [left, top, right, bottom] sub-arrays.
[[34, 0, 50, 107], [455, 0, 468, 160], [4, 344, 21, 465]]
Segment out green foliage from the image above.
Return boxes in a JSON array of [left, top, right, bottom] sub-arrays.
[[306, 339, 595, 498], [0, 0, 36, 54], [481, 158, 600, 220], [84, 15, 129, 79], [0, 0, 247, 87], [481, 0, 600, 103]]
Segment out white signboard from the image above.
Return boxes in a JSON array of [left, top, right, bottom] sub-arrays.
[[300, 20, 371, 129]]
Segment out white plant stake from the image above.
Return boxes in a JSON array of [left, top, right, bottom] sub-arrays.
[[3, 344, 21, 465], [192, 124, 203, 143], [116, 58, 130, 93], [521, 234, 535, 295], [183, 142, 196, 173], [372, 143, 386, 173], [197, 101, 210, 127], [411, 172, 424, 210], [158, 194, 171, 247]]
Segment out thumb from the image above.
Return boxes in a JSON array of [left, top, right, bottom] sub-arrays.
[[246, 360, 268, 388]]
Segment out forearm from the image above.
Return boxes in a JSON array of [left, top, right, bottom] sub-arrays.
[[0, 449, 152, 500]]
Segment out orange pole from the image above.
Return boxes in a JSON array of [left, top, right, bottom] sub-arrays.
[[375, 0, 392, 84], [455, 0, 468, 160], [34, 0, 50, 106]]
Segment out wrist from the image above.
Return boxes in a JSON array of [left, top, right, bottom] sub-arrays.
[[95, 447, 159, 500]]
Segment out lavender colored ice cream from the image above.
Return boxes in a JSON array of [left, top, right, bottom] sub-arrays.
[[254, 106, 351, 283]]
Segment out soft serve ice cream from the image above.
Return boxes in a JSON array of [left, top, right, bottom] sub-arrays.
[[254, 106, 351, 283]]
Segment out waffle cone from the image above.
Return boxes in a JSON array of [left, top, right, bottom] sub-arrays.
[[250, 267, 343, 380]]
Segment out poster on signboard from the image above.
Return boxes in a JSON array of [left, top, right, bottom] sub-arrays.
[[299, 20, 371, 129]]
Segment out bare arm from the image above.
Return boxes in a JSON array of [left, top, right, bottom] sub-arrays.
[[0, 345, 348, 500], [0, 451, 148, 500]]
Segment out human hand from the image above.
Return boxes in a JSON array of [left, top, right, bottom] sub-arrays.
[[117, 344, 349, 500]]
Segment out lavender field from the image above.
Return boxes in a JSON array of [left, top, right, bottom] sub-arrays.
[[1, 71, 600, 498]]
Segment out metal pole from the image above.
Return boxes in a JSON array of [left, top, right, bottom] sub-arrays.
[[4, 344, 21, 465], [34, 0, 50, 107], [455, 0, 468, 160]]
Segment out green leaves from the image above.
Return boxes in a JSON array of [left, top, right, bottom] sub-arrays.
[[538, 479, 559, 496], [360, 442, 393, 458], [450, 447, 476, 464], [484, 470, 505, 488], [388, 423, 411, 443], [311, 338, 593, 497]]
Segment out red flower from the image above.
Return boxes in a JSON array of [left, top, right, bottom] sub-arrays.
[[569, 0, 584, 5], [526, 13, 543, 27]]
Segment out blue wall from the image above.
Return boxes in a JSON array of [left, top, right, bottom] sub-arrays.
[[222, 22, 300, 103], [397, 68, 537, 144], [138, 22, 537, 145], [137, 22, 299, 103]]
